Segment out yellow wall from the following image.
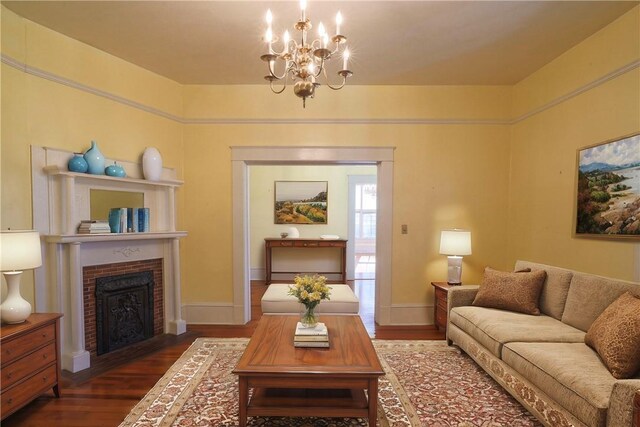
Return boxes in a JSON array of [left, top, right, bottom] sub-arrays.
[[2, 4, 638, 318], [181, 89, 513, 305], [508, 7, 640, 280], [1, 7, 184, 302]]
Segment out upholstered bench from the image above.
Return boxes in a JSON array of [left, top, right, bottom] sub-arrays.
[[261, 284, 360, 314]]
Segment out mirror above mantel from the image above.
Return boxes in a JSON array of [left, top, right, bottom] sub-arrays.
[[90, 189, 144, 221]]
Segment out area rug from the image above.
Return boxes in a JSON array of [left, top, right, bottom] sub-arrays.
[[119, 338, 542, 426]]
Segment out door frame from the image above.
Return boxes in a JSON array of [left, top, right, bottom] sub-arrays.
[[231, 146, 394, 325]]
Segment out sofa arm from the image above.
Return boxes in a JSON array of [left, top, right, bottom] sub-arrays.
[[607, 379, 640, 427], [447, 286, 479, 312]]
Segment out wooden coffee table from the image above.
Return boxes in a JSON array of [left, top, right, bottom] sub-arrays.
[[233, 315, 384, 426]]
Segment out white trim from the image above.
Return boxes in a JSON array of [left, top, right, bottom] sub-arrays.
[[389, 304, 432, 325], [232, 146, 395, 325], [511, 59, 640, 124], [187, 118, 510, 125], [182, 303, 236, 325], [251, 268, 266, 281], [5, 53, 635, 126]]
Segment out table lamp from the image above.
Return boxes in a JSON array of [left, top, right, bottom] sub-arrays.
[[439, 229, 471, 285], [0, 230, 42, 323]]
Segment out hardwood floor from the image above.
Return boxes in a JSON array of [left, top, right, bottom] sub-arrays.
[[2, 281, 442, 426]]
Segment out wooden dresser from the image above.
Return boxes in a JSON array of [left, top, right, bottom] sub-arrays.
[[1, 313, 62, 420]]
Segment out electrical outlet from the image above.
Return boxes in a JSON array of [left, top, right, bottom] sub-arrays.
[[401, 224, 408, 234]]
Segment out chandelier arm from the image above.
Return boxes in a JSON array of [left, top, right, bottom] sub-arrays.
[[322, 67, 348, 91], [267, 59, 290, 81], [269, 77, 287, 94], [312, 57, 325, 79]]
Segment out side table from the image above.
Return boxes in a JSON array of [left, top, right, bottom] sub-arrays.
[[431, 282, 457, 333]]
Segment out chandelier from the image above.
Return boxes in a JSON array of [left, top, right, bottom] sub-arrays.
[[261, 0, 352, 107]]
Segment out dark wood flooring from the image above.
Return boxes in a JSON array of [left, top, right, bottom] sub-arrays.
[[2, 281, 442, 426]]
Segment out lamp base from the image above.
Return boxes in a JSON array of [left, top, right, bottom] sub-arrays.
[[446, 256, 464, 286], [1, 271, 32, 324]]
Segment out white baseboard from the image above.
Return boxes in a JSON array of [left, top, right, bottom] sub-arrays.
[[389, 304, 433, 325], [183, 302, 434, 326], [183, 303, 235, 324], [251, 268, 265, 281]]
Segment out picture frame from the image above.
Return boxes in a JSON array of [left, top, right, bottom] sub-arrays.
[[575, 132, 640, 238], [274, 181, 328, 224]]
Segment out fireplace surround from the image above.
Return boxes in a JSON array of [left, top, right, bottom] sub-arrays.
[[31, 146, 187, 373]]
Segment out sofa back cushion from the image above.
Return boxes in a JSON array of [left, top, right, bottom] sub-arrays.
[[562, 272, 640, 332], [514, 260, 573, 320]]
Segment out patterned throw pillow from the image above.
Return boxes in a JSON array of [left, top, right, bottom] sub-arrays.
[[585, 292, 640, 379], [472, 267, 546, 315]]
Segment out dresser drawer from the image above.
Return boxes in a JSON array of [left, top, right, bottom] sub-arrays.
[[434, 287, 448, 303], [1, 364, 57, 417], [1, 342, 56, 390], [1, 324, 55, 366], [435, 307, 448, 328]]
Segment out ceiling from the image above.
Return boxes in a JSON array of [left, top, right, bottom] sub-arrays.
[[3, 1, 637, 86]]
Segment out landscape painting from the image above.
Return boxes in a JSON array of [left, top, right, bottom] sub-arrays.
[[576, 133, 640, 238], [275, 181, 328, 224]]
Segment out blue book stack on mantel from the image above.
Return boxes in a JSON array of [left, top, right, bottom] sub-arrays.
[[109, 207, 150, 233]]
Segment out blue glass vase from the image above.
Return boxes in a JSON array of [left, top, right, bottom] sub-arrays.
[[84, 140, 105, 175], [67, 153, 88, 173]]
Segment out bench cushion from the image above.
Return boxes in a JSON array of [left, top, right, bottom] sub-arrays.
[[261, 284, 359, 314]]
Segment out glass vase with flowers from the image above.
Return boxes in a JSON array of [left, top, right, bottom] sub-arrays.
[[288, 274, 331, 328]]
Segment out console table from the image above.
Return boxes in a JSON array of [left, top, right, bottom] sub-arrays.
[[264, 238, 347, 285]]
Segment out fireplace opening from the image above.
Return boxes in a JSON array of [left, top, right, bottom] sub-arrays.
[[95, 271, 154, 356]]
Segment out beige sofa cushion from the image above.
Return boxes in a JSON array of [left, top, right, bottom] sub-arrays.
[[449, 306, 585, 358], [472, 267, 546, 315], [585, 292, 640, 379], [562, 272, 640, 332], [503, 342, 615, 427], [515, 260, 573, 320]]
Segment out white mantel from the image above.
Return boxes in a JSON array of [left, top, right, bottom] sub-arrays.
[[31, 146, 187, 373]]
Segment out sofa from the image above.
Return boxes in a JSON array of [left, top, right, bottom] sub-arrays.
[[447, 260, 640, 427]]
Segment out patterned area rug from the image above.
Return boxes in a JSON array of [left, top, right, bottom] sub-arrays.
[[120, 338, 542, 426]]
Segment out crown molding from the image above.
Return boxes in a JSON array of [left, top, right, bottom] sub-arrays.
[[1, 54, 184, 123], [3, 53, 638, 126]]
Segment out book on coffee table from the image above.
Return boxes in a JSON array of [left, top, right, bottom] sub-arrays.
[[294, 322, 329, 348], [294, 340, 330, 348], [294, 322, 328, 336]]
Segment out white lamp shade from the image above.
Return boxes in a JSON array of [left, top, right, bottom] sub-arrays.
[[439, 229, 472, 256], [0, 230, 42, 271]]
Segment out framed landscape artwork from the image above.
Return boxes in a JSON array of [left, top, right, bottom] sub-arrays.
[[575, 133, 640, 238], [274, 181, 328, 224]]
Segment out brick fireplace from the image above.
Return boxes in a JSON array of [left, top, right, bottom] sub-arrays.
[[83, 259, 163, 357]]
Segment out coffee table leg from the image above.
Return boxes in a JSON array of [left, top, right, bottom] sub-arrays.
[[368, 378, 378, 426], [238, 376, 248, 427]]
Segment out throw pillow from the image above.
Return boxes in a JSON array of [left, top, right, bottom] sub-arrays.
[[472, 267, 546, 315], [585, 292, 640, 379]]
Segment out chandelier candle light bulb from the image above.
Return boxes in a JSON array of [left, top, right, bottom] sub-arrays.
[[261, 0, 353, 107]]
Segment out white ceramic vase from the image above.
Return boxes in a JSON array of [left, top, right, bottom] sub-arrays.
[[0, 272, 32, 324], [142, 147, 163, 181]]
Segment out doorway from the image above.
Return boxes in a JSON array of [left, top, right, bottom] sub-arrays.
[[231, 146, 395, 326]]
